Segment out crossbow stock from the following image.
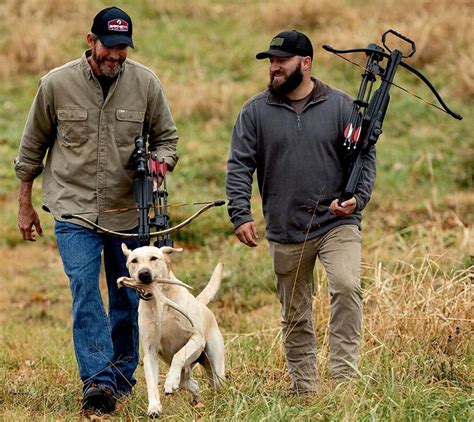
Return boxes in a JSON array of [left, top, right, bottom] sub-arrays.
[[322, 29, 463, 203], [62, 135, 225, 246]]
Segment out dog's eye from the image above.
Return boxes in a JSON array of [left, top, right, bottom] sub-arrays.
[[150, 256, 158, 261], [131, 258, 138, 264]]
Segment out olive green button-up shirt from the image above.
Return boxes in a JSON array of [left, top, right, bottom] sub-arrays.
[[14, 51, 179, 231]]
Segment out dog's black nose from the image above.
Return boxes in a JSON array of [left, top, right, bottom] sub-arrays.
[[138, 268, 153, 283]]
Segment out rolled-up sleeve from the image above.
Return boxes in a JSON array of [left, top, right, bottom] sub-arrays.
[[14, 78, 55, 181]]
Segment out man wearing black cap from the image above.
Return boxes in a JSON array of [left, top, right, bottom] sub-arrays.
[[226, 30, 375, 394], [15, 6, 178, 415]]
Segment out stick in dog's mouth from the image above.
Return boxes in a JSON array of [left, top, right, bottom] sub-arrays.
[[117, 277, 195, 327], [117, 276, 192, 290]]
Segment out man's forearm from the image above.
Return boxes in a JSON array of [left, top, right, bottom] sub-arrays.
[[19, 180, 34, 206], [17, 179, 43, 241]]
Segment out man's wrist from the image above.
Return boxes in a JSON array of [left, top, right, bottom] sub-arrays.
[[18, 181, 34, 206]]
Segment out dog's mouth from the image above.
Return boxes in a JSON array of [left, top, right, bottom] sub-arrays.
[[117, 278, 154, 300], [137, 290, 154, 301], [118, 278, 149, 289]]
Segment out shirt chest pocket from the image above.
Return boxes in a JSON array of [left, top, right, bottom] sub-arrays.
[[115, 109, 145, 145], [57, 108, 88, 146]]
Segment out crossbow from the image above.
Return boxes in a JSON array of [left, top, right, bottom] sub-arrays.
[[322, 29, 463, 204], [62, 135, 225, 246]]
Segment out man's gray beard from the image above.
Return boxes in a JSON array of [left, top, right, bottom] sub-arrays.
[[99, 62, 122, 78], [92, 48, 122, 78]]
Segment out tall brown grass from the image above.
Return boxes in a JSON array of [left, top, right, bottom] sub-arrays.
[[1, 0, 472, 97], [0, 0, 91, 79], [255, 0, 474, 96], [140, 0, 231, 18], [162, 75, 251, 120]]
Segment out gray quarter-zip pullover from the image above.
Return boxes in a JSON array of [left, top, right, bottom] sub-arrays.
[[226, 78, 376, 243]]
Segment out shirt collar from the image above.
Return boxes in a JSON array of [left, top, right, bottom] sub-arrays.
[[80, 50, 94, 80]]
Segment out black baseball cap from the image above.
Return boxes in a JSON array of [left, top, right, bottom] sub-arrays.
[[256, 30, 313, 60], [91, 6, 134, 48]]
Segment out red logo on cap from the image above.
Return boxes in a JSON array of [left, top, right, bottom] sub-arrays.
[[108, 19, 129, 32]]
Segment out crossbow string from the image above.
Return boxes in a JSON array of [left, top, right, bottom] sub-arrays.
[[61, 200, 224, 240], [323, 47, 462, 119]]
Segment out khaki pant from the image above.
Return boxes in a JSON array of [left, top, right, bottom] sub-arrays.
[[268, 224, 363, 392]]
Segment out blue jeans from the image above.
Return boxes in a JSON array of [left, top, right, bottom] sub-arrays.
[[55, 221, 140, 395]]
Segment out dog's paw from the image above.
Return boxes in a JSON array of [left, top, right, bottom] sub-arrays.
[[164, 385, 175, 395], [164, 369, 182, 395], [148, 411, 161, 419], [147, 404, 162, 418], [164, 378, 180, 395]]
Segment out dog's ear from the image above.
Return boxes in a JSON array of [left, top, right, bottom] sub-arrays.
[[121, 243, 131, 257], [161, 247, 183, 255]]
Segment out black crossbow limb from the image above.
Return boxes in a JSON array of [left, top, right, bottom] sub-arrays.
[[322, 29, 463, 204], [62, 135, 225, 246]]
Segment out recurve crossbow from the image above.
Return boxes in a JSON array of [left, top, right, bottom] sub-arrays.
[[62, 135, 224, 246], [322, 29, 463, 204]]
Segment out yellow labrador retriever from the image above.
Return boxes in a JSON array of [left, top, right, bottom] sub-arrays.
[[117, 245, 225, 418]]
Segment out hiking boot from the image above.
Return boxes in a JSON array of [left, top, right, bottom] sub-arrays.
[[288, 384, 319, 397], [81, 384, 116, 415]]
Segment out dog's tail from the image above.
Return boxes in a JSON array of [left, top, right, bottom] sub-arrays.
[[196, 262, 223, 305]]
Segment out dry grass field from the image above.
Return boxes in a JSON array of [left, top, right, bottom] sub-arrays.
[[0, 0, 472, 420]]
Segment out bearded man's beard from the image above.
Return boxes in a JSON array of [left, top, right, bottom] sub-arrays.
[[92, 48, 124, 78], [268, 65, 304, 98]]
